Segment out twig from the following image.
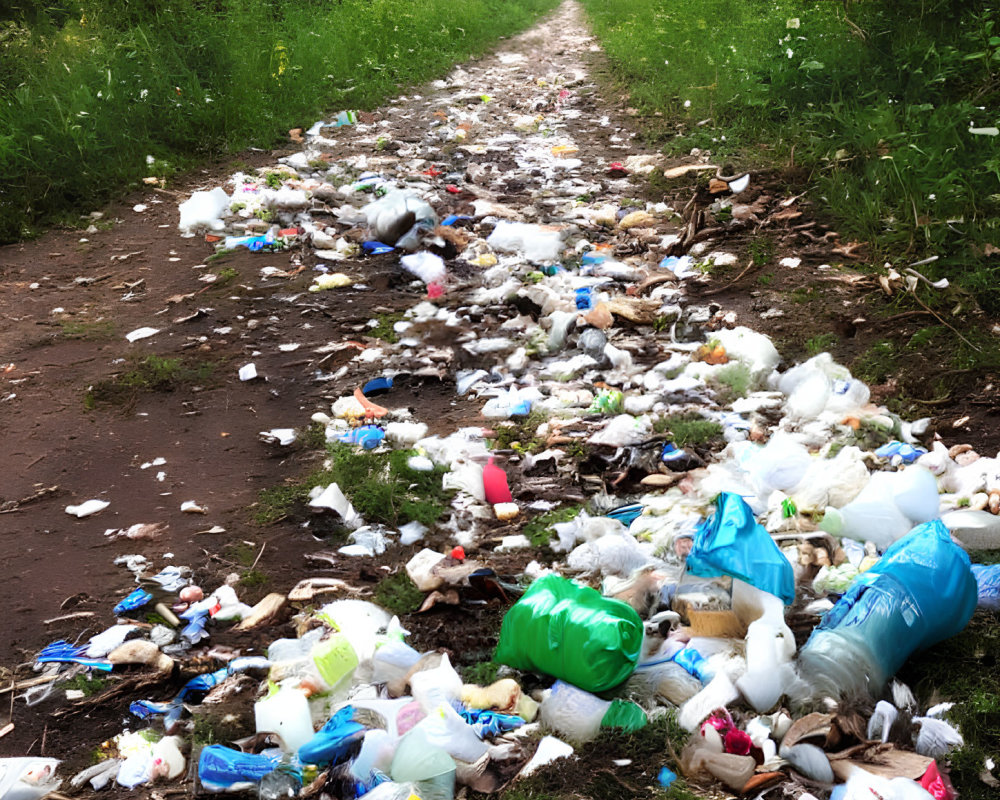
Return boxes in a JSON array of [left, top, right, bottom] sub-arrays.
[[0, 675, 58, 696], [44, 611, 95, 626], [909, 291, 981, 352], [0, 722, 13, 739], [250, 542, 267, 572], [700, 261, 760, 296]]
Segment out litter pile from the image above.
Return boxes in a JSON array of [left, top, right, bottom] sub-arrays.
[[4, 4, 999, 800]]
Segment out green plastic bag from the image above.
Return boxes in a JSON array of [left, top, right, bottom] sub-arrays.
[[494, 574, 643, 692]]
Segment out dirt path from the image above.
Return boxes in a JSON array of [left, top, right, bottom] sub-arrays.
[[0, 0, 995, 792]]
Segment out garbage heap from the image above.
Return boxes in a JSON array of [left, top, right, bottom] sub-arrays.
[[7, 9, 1000, 800]]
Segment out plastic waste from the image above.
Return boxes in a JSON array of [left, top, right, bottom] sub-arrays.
[[299, 705, 366, 765], [389, 729, 455, 800], [179, 187, 230, 234], [486, 221, 563, 263], [820, 467, 940, 550], [482, 458, 513, 505], [198, 746, 282, 793], [941, 508, 1000, 551], [798, 519, 977, 698], [681, 744, 755, 791], [400, 252, 446, 285], [494, 574, 643, 692], [971, 564, 1000, 610], [686, 493, 795, 605], [0, 758, 61, 800], [361, 191, 437, 248], [539, 680, 611, 742], [254, 687, 315, 753]]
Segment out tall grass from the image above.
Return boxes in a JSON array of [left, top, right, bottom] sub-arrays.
[[581, 0, 1000, 312], [0, 0, 559, 242]]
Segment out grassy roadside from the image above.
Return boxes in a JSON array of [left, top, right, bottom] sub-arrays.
[[0, 0, 559, 242], [580, 0, 1000, 313]]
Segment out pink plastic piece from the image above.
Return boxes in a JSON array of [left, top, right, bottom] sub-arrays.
[[482, 458, 513, 505]]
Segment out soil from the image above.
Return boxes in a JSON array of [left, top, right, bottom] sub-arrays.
[[0, 0, 997, 795]]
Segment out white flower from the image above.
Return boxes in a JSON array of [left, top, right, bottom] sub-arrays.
[[139, 88, 149, 100], [786, 48, 794, 59], [787, 18, 800, 29], [683, 100, 691, 108]]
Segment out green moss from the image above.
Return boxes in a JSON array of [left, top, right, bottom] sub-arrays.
[[654, 413, 723, 447], [368, 312, 406, 343], [62, 673, 109, 697], [805, 332, 839, 356], [492, 409, 550, 453], [374, 572, 424, 615], [852, 339, 898, 384]]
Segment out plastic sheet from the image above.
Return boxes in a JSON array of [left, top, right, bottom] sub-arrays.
[[686, 493, 795, 605], [494, 574, 643, 692]]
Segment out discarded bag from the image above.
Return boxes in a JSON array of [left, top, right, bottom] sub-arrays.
[[798, 519, 977, 698], [494, 574, 643, 692], [686, 492, 796, 605]]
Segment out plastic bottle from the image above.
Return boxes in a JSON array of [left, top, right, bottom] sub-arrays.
[[539, 681, 611, 743], [797, 520, 977, 699]]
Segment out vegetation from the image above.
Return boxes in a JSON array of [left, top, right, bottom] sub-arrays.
[[254, 442, 454, 527], [581, 0, 1000, 312], [653, 412, 723, 447], [374, 572, 424, 615], [84, 354, 215, 408], [0, 0, 559, 241], [522, 504, 582, 547]]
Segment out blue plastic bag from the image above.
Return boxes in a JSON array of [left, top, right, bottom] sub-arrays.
[[298, 705, 366, 765], [971, 564, 1000, 610], [799, 519, 977, 696], [198, 746, 282, 792], [686, 493, 795, 605]]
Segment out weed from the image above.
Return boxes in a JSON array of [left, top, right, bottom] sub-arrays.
[[653, 315, 672, 333], [376, 136, 390, 151], [60, 319, 116, 340], [367, 312, 406, 344], [461, 660, 500, 686], [747, 236, 775, 266], [206, 249, 235, 264], [85, 355, 215, 409], [654, 413, 723, 447], [790, 285, 818, 304], [522, 504, 582, 548], [62, 672, 108, 697], [710, 362, 752, 401], [264, 171, 293, 189], [257, 209, 276, 223], [239, 568, 268, 589], [374, 572, 424, 615], [906, 326, 944, 350], [757, 271, 774, 287], [301, 421, 328, 450], [805, 332, 838, 356], [192, 715, 218, 746], [492, 409, 550, 454], [214, 266, 239, 287], [253, 483, 308, 525], [852, 339, 898, 385], [225, 541, 259, 567]]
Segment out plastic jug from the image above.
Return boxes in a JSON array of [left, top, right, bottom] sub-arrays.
[[254, 687, 315, 753]]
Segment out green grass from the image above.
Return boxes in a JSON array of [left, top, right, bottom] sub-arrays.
[[710, 362, 752, 402], [254, 443, 454, 527], [898, 611, 1000, 800], [653, 412, 723, 447], [374, 571, 424, 615], [805, 332, 838, 357], [62, 672, 109, 697], [491, 409, 550, 454], [84, 354, 215, 409], [60, 319, 116, 340], [461, 659, 501, 686], [581, 0, 1000, 314], [0, 0, 560, 242], [852, 339, 898, 385]]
